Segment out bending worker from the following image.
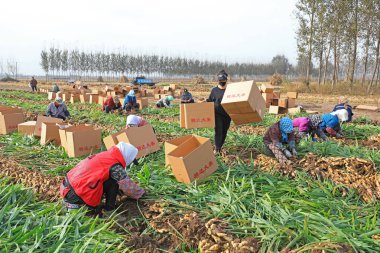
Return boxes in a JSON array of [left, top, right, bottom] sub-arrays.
[[263, 117, 297, 166], [60, 142, 145, 211], [46, 97, 70, 120]]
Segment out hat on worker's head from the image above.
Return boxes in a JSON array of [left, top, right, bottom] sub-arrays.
[[55, 97, 63, 105], [128, 90, 135, 96], [217, 70, 228, 82], [116, 142, 139, 166], [331, 109, 348, 122], [279, 117, 293, 133], [184, 88, 188, 92], [167, 95, 174, 101], [127, 115, 140, 127]]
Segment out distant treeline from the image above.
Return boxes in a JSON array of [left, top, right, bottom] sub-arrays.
[[296, 0, 380, 92], [40, 47, 293, 80]]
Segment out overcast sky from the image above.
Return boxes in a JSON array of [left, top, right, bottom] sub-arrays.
[[0, 0, 298, 75]]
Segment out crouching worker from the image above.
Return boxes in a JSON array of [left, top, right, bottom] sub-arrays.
[[60, 142, 145, 212], [103, 95, 121, 113], [126, 115, 148, 128], [293, 115, 328, 142], [46, 97, 70, 120], [123, 90, 140, 112], [156, 95, 174, 108], [320, 109, 348, 138], [181, 88, 194, 104], [263, 117, 297, 166]]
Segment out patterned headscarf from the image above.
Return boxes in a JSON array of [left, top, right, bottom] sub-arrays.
[[308, 114, 322, 128], [279, 117, 293, 142]]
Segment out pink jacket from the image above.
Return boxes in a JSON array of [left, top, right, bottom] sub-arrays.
[[292, 117, 310, 132]]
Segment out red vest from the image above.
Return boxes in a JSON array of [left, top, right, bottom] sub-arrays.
[[61, 147, 126, 207]]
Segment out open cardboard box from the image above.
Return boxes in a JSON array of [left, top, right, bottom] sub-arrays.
[[0, 107, 24, 134], [116, 124, 160, 159], [167, 135, 217, 184], [59, 125, 102, 158], [103, 128, 128, 150], [180, 102, 215, 129], [137, 98, 149, 109], [40, 122, 70, 145], [34, 115, 63, 137], [164, 135, 193, 166]]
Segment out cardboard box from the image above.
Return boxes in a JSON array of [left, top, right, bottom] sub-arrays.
[[48, 92, 56, 100], [180, 102, 215, 129], [287, 92, 298, 99], [288, 107, 302, 114], [59, 125, 102, 158], [61, 93, 71, 102], [287, 98, 296, 108], [34, 115, 63, 137], [272, 98, 279, 106], [273, 92, 280, 99], [154, 94, 161, 100], [262, 93, 273, 102], [356, 105, 379, 111], [70, 94, 80, 103], [230, 112, 262, 126], [40, 122, 69, 145], [164, 135, 193, 166], [306, 110, 319, 114], [18, 121, 37, 135], [268, 106, 287, 115], [153, 87, 161, 95], [170, 84, 177, 90], [278, 98, 288, 108], [163, 86, 171, 92], [89, 94, 99, 104], [261, 84, 274, 93], [116, 124, 160, 159], [167, 135, 217, 184], [221, 81, 266, 124], [98, 96, 106, 105], [0, 109, 24, 134], [137, 98, 149, 109], [80, 94, 90, 103], [103, 129, 128, 150]]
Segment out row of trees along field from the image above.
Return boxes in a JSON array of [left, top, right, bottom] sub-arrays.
[[296, 0, 380, 92], [40, 48, 293, 81]]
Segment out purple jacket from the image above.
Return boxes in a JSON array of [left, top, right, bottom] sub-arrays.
[[292, 117, 310, 132]]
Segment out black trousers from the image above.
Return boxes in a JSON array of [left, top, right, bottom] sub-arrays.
[[214, 113, 231, 151], [103, 178, 119, 211], [64, 178, 119, 211]]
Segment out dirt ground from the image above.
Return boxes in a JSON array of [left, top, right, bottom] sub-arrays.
[[1, 81, 379, 121]]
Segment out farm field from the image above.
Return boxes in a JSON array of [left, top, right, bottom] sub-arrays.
[[1, 85, 380, 252]]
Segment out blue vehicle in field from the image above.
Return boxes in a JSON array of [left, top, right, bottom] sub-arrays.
[[131, 76, 157, 86]]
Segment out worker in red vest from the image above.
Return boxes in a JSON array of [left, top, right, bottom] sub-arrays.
[[60, 142, 144, 211]]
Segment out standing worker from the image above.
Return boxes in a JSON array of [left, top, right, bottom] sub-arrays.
[[60, 142, 144, 212], [30, 77, 38, 93], [51, 83, 60, 93], [206, 70, 231, 154]]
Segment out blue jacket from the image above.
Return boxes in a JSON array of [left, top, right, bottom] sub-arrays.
[[123, 95, 136, 109], [320, 114, 339, 130], [333, 103, 353, 122], [181, 92, 193, 101]]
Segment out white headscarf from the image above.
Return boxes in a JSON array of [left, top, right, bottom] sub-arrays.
[[116, 142, 138, 166], [331, 109, 348, 122], [128, 90, 135, 96], [126, 115, 140, 126]]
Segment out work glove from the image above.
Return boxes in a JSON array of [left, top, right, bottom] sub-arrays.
[[284, 149, 292, 158], [292, 148, 297, 157]]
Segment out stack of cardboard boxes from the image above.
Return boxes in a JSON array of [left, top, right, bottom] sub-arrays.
[[259, 83, 299, 115], [153, 84, 180, 100]]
